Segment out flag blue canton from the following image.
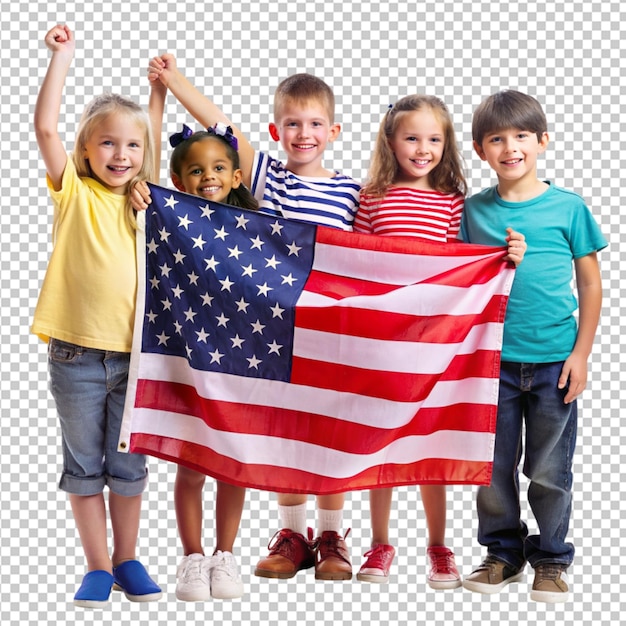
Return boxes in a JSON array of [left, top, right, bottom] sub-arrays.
[[142, 184, 316, 381]]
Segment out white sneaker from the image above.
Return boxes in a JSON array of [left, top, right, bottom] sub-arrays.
[[175, 553, 212, 602], [209, 550, 244, 599]]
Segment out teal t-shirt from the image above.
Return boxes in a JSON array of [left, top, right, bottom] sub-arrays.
[[459, 183, 607, 363]]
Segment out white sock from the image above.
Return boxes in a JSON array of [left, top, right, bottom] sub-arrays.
[[278, 503, 308, 537], [317, 508, 343, 536]]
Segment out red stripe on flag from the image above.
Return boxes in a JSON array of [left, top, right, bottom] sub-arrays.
[[134, 379, 495, 455], [314, 224, 504, 259], [129, 433, 493, 494], [295, 295, 507, 343], [304, 269, 403, 298], [289, 350, 502, 401], [305, 258, 511, 298]]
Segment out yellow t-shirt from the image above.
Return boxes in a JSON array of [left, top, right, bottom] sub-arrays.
[[31, 158, 137, 352]]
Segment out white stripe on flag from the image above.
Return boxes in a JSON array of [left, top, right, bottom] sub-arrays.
[[293, 322, 503, 373], [132, 353, 499, 429], [129, 407, 494, 478], [312, 241, 502, 285]]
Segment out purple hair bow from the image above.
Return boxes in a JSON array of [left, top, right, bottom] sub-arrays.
[[208, 122, 239, 151], [169, 123, 194, 148]]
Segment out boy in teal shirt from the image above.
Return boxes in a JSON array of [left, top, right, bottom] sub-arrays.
[[459, 90, 607, 603]]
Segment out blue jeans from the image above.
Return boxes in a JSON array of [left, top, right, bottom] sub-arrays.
[[476, 361, 576, 569], [48, 339, 147, 496]]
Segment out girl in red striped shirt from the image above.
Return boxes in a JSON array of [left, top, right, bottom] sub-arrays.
[[354, 95, 525, 588], [355, 95, 466, 242]]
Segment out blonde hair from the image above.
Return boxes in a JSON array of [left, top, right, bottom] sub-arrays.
[[72, 93, 155, 229], [363, 94, 467, 198], [273, 73, 335, 123]]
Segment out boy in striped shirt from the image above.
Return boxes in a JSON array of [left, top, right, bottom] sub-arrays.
[[139, 54, 360, 594]]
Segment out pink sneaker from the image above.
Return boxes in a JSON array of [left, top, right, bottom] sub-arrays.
[[427, 546, 462, 589], [356, 544, 395, 583]]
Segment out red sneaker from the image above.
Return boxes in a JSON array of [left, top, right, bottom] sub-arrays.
[[427, 545, 462, 589], [314, 529, 352, 580], [356, 544, 396, 583], [254, 528, 315, 579]]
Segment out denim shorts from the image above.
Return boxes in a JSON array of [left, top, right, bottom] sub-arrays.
[[48, 339, 147, 497]]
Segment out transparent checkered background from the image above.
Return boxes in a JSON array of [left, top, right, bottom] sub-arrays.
[[1, 2, 623, 625]]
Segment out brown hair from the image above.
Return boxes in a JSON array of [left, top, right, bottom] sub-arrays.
[[363, 94, 466, 198], [472, 90, 548, 147]]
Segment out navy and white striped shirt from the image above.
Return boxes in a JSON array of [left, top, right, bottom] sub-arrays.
[[250, 152, 360, 231]]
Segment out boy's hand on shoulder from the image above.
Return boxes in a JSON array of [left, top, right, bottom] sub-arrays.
[[504, 227, 527, 266], [44, 24, 75, 57], [130, 181, 152, 212], [559, 352, 588, 404]]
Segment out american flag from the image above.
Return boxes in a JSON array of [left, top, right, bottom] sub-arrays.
[[119, 184, 515, 494]]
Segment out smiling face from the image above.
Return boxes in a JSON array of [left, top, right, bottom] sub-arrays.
[[388, 108, 445, 189], [171, 137, 242, 202], [82, 113, 146, 194], [474, 127, 549, 186], [269, 100, 340, 176]]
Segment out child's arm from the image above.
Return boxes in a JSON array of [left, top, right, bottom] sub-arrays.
[[149, 54, 256, 188], [148, 76, 167, 184], [559, 252, 603, 404], [129, 66, 168, 212], [34, 24, 75, 191]]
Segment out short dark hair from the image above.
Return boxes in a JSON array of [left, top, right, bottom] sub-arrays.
[[472, 90, 547, 146]]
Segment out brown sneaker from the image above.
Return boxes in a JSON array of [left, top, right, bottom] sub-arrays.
[[463, 554, 525, 594], [254, 528, 315, 579], [314, 530, 352, 580], [530, 563, 570, 603]]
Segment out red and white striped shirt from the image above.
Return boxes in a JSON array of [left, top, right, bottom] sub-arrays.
[[354, 187, 464, 242]]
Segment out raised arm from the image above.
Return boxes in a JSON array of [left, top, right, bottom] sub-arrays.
[[148, 54, 256, 188], [34, 24, 75, 191], [129, 62, 167, 212], [147, 77, 167, 184]]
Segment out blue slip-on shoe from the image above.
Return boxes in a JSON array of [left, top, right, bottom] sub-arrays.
[[112, 560, 162, 602], [73, 570, 114, 608]]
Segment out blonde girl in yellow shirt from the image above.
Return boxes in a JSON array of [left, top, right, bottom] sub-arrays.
[[32, 24, 162, 608]]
